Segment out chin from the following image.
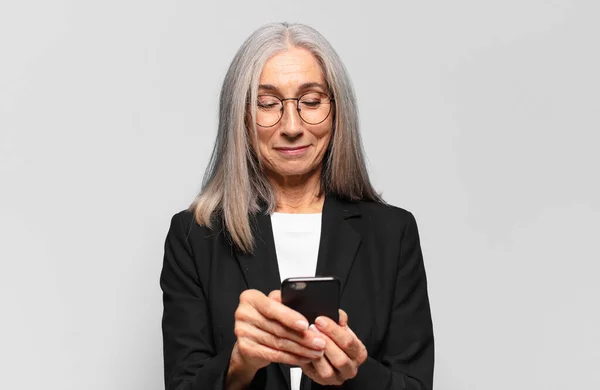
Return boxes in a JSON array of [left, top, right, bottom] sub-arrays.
[[275, 169, 311, 177], [270, 163, 316, 178]]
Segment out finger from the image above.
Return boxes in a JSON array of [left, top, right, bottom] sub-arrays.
[[300, 362, 327, 386], [240, 289, 309, 332], [307, 356, 344, 386], [268, 290, 281, 303], [338, 309, 348, 327], [236, 322, 324, 360], [346, 326, 368, 364], [311, 326, 357, 381], [237, 337, 313, 367], [299, 363, 324, 385], [315, 316, 363, 360], [236, 304, 325, 352]]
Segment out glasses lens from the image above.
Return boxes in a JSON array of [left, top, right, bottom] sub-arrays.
[[298, 92, 332, 124], [255, 93, 333, 127], [256, 95, 282, 127]]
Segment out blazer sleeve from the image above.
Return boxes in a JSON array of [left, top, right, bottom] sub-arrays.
[[345, 211, 435, 390], [160, 212, 234, 390]]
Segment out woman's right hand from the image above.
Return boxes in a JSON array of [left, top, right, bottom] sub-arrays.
[[230, 289, 327, 373]]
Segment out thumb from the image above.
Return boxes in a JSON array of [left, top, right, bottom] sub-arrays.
[[338, 309, 348, 327], [268, 289, 282, 302]]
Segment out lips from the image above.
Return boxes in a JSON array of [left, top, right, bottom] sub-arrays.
[[274, 145, 310, 156], [275, 145, 309, 151]]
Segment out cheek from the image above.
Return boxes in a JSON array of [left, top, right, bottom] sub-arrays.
[[255, 129, 278, 166], [257, 128, 275, 149], [320, 115, 334, 138], [314, 122, 333, 142]]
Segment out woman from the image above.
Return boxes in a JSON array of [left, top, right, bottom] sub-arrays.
[[161, 22, 434, 390]]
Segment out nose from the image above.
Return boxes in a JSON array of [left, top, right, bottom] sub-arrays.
[[279, 100, 303, 138]]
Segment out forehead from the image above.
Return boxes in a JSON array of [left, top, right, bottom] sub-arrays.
[[259, 47, 326, 87]]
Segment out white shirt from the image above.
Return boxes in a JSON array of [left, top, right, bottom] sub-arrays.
[[271, 212, 322, 390]]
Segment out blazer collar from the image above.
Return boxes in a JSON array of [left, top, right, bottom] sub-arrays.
[[235, 194, 362, 294], [315, 194, 361, 294], [234, 211, 281, 297]]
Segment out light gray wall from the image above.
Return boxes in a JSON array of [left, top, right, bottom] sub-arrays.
[[1, 1, 598, 389]]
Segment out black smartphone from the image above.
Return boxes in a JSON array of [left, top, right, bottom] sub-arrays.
[[281, 276, 340, 325]]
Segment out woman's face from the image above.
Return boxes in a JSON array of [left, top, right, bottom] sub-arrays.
[[253, 47, 334, 181]]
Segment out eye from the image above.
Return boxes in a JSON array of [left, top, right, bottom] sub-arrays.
[[300, 99, 321, 108], [299, 92, 329, 109], [258, 102, 279, 109], [257, 96, 281, 110]]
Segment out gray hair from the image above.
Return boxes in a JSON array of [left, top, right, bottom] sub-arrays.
[[190, 22, 382, 253]]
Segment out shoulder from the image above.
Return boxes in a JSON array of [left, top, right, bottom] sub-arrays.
[[354, 199, 417, 229], [168, 209, 195, 234], [171, 209, 195, 228], [167, 208, 222, 243], [351, 200, 423, 260]]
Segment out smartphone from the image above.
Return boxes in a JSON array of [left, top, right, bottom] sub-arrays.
[[281, 276, 340, 325]]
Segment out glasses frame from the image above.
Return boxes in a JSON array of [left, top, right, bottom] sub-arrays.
[[255, 92, 335, 128]]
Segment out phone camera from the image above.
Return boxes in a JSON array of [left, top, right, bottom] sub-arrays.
[[291, 282, 306, 291]]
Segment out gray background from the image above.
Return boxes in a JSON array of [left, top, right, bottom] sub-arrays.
[[1, 0, 599, 389]]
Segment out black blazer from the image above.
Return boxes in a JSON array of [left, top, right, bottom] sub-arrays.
[[161, 195, 434, 390]]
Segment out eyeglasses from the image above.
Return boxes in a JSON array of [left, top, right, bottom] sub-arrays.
[[255, 92, 334, 127]]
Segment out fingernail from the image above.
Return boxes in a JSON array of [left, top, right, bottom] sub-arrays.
[[312, 348, 324, 357], [295, 320, 309, 331], [309, 324, 322, 334], [315, 317, 327, 328], [313, 337, 326, 349]]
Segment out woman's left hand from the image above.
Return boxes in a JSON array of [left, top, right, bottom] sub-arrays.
[[299, 310, 368, 386]]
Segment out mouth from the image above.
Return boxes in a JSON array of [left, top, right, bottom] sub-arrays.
[[274, 145, 310, 156]]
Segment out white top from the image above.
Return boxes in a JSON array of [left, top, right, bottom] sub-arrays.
[[271, 212, 322, 390]]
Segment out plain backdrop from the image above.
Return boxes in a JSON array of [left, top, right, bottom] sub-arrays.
[[1, 1, 599, 389]]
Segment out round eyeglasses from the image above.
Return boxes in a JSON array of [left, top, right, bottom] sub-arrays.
[[255, 92, 334, 127]]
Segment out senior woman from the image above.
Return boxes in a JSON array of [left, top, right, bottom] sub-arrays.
[[160, 23, 434, 390]]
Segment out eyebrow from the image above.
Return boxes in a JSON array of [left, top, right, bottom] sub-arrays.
[[258, 82, 328, 93]]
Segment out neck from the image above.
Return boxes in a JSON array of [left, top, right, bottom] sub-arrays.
[[269, 169, 325, 214]]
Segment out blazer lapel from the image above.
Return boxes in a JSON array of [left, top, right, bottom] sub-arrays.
[[315, 195, 362, 294], [234, 212, 281, 295], [233, 211, 291, 390], [234, 196, 362, 296]]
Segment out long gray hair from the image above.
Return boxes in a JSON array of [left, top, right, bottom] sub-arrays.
[[190, 22, 382, 253]]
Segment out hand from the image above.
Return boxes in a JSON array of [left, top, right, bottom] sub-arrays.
[[231, 289, 326, 372], [300, 310, 368, 386]]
